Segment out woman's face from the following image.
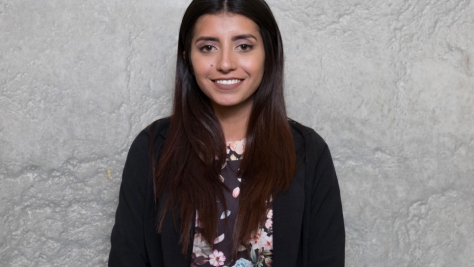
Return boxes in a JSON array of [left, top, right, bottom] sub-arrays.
[[190, 13, 265, 115]]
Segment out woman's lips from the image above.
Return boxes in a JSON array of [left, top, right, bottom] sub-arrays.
[[212, 79, 244, 90], [214, 79, 242, 85]]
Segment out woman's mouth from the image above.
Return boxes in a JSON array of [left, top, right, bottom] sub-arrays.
[[214, 79, 243, 85]]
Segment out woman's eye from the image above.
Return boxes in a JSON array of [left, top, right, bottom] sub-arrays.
[[238, 44, 253, 51], [200, 45, 214, 52]]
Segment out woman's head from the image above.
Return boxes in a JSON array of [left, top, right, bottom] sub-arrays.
[[190, 13, 265, 115], [175, 0, 285, 115]]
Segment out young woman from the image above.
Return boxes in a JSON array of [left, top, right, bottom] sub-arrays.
[[109, 0, 345, 266]]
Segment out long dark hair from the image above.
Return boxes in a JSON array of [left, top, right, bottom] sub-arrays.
[[153, 0, 296, 258]]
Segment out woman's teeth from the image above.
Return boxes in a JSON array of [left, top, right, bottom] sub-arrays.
[[215, 79, 242, 85]]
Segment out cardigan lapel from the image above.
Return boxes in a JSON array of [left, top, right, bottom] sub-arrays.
[[158, 195, 192, 267], [272, 127, 306, 266], [156, 121, 194, 266]]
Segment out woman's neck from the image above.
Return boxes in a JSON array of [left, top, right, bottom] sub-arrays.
[[212, 101, 252, 142]]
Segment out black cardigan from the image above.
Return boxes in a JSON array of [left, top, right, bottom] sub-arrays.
[[109, 118, 345, 266]]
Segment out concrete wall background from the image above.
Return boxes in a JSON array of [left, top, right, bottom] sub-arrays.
[[1, 0, 473, 266]]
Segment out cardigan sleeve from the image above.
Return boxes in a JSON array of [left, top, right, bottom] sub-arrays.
[[109, 131, 153, 266], [307, 132, 345, 266]]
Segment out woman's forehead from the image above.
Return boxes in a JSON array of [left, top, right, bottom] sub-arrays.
[[193, 13, 260, 40]]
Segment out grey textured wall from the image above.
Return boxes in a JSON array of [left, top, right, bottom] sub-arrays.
[[1, 0, 473, 266]]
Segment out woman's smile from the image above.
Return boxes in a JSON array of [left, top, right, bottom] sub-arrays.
[[213, 79, 243, 85], [212, 78, 245, 90]]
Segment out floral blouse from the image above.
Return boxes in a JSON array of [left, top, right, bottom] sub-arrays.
[[191, 140, 273, 267]]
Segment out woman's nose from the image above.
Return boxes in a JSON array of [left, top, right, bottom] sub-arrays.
[[216, 49, 236, 73]]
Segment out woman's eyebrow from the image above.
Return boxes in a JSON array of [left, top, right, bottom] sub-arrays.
[[231, 34, 257, 41], [195, 36, 219, 43], [195, 34, 257, 44]]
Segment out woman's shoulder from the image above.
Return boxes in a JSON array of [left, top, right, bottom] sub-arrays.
[[288, 118, 328, 150], [129, 117, 171, 152], [146, 117, 171, 138]]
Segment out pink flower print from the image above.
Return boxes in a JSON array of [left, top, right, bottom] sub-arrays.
[[228, 139, 245, 155], [250, 231, 262, 246], [209, 250, 226, 266], [266, 209, 273, 219], [232, 187, 240, 198], [250, 230, 273, 251], [265, 217, 273, 229]]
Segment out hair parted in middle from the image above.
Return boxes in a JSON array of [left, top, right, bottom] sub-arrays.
[[153, 0, 296, 258]]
